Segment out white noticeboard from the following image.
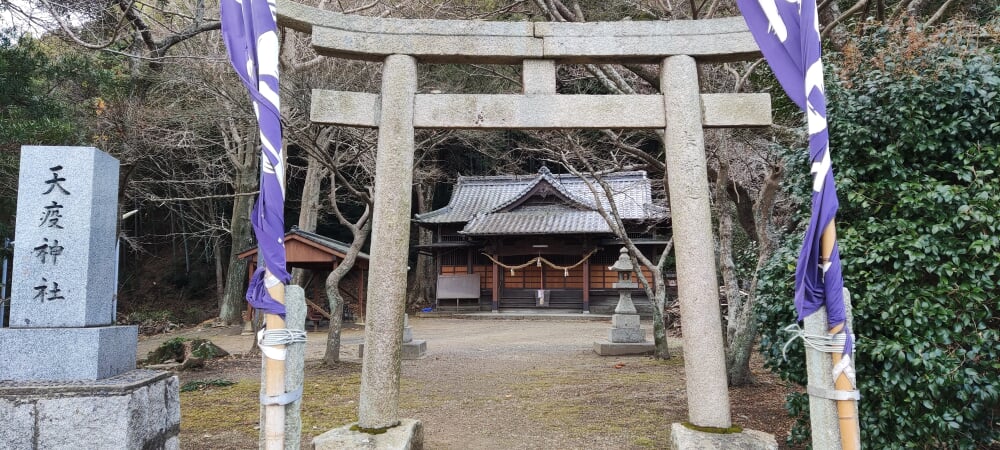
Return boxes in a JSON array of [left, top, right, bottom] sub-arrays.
[[436, 274, 481, 299]]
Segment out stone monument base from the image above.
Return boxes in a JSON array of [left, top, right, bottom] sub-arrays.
[[0, 370, 180, 449], [359, 340, 427, 360], [593, 339, 655, 356], [313, 418, 423, 450], [0, 325, 137, 381], [669, 423, 777, 450], [609, 326, 646, 342]]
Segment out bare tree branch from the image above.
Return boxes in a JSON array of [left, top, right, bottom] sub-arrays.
[[925, 0, 961, 26], [344, 0, 381, 14], [822, 0, 868, 40], [148, 192, 260, 204]]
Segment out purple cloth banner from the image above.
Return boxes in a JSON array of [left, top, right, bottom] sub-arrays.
[[221, 0, 290, 317], [736, 0, 851, 355]]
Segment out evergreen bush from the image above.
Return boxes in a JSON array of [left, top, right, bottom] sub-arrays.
[[757, 21, 1000, 448]]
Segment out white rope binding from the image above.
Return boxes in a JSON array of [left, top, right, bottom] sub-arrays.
[[256, 327, 308, 361], [783, 323, 858, 389], [256, 327, 308, 405]]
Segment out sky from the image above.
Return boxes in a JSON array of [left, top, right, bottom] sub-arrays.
[[2, 0, 84, 37]]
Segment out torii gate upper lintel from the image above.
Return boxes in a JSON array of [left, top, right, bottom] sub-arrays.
[[278, 0, 771, 434]]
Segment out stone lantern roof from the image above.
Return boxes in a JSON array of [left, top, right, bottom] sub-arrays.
[[608, 247, 633, 272], [609, 247, 638, 289]]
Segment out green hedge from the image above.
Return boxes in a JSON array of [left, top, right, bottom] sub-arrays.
[[757, 22, 1000, 448]]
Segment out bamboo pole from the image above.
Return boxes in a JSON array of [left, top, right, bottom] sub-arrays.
[[263, 270, 286, 450], [820, 221, 861, 450]]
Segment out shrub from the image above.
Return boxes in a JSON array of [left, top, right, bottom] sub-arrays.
[[757, 21, 1000, 448]]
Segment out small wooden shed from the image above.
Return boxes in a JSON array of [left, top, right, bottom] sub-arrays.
[[237, 226, 369, 320]]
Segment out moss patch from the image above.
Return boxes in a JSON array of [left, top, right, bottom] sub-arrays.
[[502, 359, 683, 447], [681, 421, 744, 434], [298, 362, 362, 433], [180, 360, 363, 445], [181, 381, 259, 436], [349, 424, 390, 435]]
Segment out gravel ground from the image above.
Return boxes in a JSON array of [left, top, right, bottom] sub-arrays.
[[140, 317, 797, 449]]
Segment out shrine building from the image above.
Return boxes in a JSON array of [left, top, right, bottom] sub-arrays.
[[415, 167, 675, 314]]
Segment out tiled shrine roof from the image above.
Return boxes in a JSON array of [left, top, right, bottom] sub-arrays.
[[415, 167, 667, 236]]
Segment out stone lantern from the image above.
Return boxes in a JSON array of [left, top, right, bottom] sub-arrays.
[[609, 247, 638, 314], [594, 247, 653, 355]]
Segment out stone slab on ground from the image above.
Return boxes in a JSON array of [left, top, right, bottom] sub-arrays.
[[0, 325, 137, 381], [670, 423, 777, 450], [0, 369, 180, 450], [313, 418, 423, 450], [593, 340, 655, 356], [359, 340, 427, 360]]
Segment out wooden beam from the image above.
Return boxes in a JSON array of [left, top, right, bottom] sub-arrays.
[[583, 256, 590, 313], [539, 260, 546, 292], [358, 268, 366, 323], [245, 260, 256, 326], [491, 261, 500, 312]]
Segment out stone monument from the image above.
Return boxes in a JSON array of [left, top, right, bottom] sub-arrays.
[[359, 313, 427, 360], [400, 314, 427, 359], [594, 248, 655, 356], [0, 146, 180, 449]]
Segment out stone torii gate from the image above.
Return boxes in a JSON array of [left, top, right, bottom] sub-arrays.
[[278, 0, 771, 441]]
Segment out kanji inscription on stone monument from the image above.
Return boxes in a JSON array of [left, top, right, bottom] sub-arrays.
[[0, 146, 136, 382], [9, 147, 118, 327]]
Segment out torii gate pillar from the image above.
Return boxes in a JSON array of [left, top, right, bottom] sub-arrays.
[[662, 55, 731, 428], [358, 54, 417, 430]]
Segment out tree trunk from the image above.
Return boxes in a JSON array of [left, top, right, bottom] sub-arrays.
[[219, 196, 251, 324], [819, 0, 852, 51], [649, 279, 671, 359], [715, 156, 784, 386], [213, 236, 225, 303], [219, 131, 257, 325], [730, 164, 782, 383], [291, 155, 326, 287], [407, 182, 435, 310], [323, 215, 372, 365], [716, 161, 754, 385], [324, 270, 345, 364]]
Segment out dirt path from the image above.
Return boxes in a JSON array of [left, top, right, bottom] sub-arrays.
[[143, 318, 797, 449]]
